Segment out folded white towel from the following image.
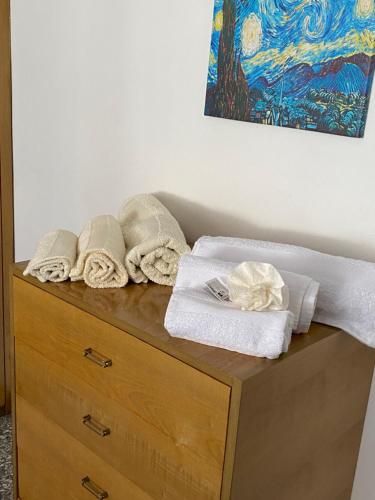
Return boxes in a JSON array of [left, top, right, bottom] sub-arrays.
[[193, 236, 375, 348], [70, 215, 128, 289], [118, 194, 191, 286], [166, 290, 294, 359], [165, 255, 295, 359], [24, 230, 77, 283], [176, 255, 318, 333]]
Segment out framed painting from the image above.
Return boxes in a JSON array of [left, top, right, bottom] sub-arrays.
[[205, 0, 375, 137]]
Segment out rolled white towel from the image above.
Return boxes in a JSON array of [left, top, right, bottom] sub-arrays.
[[24, 230, 77, 283], [118, 194, 191, 286], [176, 255, 318, 333], [165, 256, 294, 359], [193, 236, 375, 348], [70, 215, 128, 289]]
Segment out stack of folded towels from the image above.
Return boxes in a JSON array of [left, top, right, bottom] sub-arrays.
[[24, 194, 191, 289], [164, 236, 375, 357], [164, 255, 320, 359], [192, 236, 375, 349]]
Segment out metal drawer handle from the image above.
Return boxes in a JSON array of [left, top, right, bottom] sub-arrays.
[[83, 348, 112, 368], [83, 415, 111, 437], [81, 476, 109, 499]]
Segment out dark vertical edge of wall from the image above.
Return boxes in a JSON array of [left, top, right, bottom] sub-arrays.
[[0, 0, 14, 414], [0, 158, 4, 413]]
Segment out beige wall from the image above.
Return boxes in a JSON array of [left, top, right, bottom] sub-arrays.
[[11, 1, 375, 497]]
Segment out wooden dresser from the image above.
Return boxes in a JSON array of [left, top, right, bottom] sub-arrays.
[[11, 263, 375, 500]]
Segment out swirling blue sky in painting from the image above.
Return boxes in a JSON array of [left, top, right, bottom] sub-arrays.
[[209, 0, 375, 85]]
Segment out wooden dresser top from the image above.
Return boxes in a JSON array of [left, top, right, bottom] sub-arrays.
[[13, 262, 343, 385]]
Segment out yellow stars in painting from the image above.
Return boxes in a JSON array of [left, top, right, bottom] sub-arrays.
[[214, 10, 223, 31], [209, 50, 217, 66], [241, 28, 375, 79], [352, 28, 375, 51], [241, 14, 263, 56], [355, 0, 374, 18]]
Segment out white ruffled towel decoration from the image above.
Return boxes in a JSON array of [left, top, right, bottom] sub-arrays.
[[24, 230, 77, 283], [228, 261, 319, 333], [165, 255, 296, 359], [193, 236, 375, 348], [118, 194, 191, 286], [228, 262, 290, 312], [70, 215, 128, 289]]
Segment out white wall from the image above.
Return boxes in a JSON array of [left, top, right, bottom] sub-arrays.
[[11, 1, 375, 497]]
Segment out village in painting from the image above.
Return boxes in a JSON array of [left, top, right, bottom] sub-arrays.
[[206, 0, 375, 137]]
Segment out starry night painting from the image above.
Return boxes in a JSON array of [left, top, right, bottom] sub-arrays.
[[205, 0, 375, 137]]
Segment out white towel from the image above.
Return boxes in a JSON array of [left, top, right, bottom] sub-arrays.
[[118, 194, 191, 286], [193, 236, 375, 348], [176, 255, 318, 333], [165, 255, 295, 359], [24, 230, 77, 283], [70, 215, 128, 289]]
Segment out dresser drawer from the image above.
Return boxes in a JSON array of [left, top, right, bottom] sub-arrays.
[[14, 278, 230, 499], [17, 396, 152, 500], [16, 339, 226, 499]]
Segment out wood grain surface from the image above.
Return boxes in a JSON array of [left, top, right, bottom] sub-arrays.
[[11, 265, 375, 500], [230, 331, 375, 500], [14, 278, 230, 500], [16, 396, 153, 500]]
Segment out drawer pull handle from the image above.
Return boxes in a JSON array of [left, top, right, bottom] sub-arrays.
[[83, 414, 111, 437], [81, 476, 109, 499], [83, 348, 112, 368]]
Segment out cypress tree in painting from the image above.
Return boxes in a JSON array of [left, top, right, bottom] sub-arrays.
[[205, 0, 251, 121]]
